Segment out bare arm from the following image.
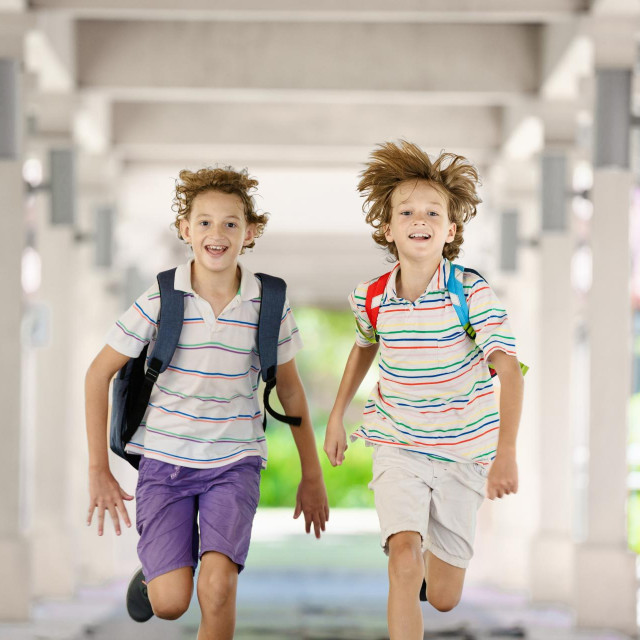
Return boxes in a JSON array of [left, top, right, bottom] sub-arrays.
[[485, 349, 524, 500], [276, 357, 329, 538], [85, 344, 134, 535], [324, 341, 379, 466]]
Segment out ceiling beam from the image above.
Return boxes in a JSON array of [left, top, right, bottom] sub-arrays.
[[77, 21, 542, 97]]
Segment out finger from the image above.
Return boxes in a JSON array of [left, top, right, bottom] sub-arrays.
[[97, 506, 105, 536], [305, 512, 312, 534], [313, 516, 322, 539], [107, 504, 121, 535], [115, 500, 132, 528], [87, 503, 96, 526], [293, 499, 302, 519], [325, 504, 330, 522], [120, 488, 134, 501], [324, 444, 337, 467], [336, 447, 344, 466]]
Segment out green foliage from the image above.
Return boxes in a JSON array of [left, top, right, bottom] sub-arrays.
[[258, 307, 375, 508], [258, 428, 374, 508]]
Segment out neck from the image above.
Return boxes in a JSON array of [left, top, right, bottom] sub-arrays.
[[190, 260, 240, 299], [396, 254, 443, 302]]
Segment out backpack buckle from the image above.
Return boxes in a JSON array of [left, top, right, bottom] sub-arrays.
[[145, 357, 162, 383]]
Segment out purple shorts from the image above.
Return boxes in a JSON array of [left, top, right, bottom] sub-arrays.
[[135, 455, 262, 582]]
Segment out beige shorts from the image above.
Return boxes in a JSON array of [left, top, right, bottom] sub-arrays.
[[368, 444, 487, 569]]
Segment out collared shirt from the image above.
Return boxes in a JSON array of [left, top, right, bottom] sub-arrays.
[[106, 260, 302, 469], [348, 258, 517, 467]]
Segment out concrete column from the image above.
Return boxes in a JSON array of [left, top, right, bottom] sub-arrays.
[[530, 150, 575, 605], [28, 160, 78, 597], [0, 55, 30, 618], [469, 159, 541, 592], [573, 43, 637, 634]]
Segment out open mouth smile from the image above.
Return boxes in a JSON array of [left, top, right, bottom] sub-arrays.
[[204, 244, 228, 256]]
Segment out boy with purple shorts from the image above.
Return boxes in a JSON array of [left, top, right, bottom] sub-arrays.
[[324, 141, 524, 640], [85, 167, 328, 639]]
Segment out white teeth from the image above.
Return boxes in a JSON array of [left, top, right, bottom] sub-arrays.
[[206, 245, 226, 250], [409, 233, 431, 239]]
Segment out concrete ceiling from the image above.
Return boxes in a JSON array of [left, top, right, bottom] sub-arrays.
[[7, 0, 639, 303]]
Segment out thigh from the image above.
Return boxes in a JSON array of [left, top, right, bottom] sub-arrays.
[[426, 462, 486, 569], [369, 445, 432, 553], [147, 566, 194, 614], [424, 550, 466, 605], [136, 458, 200, 582], [198, 456, 262, 572]]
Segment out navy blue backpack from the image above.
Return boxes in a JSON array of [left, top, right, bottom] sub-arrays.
[[109, 268, 301, 469]]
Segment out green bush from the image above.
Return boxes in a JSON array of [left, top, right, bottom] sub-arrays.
[[258, 306, 375, 508]]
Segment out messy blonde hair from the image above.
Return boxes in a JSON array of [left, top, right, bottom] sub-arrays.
[[357, 140, 481, 261], [172, 166, 268, 251]]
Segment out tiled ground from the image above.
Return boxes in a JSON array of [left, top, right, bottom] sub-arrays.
[[0, 510, 633, 640]]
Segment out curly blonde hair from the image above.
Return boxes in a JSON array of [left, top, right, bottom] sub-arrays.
[[172, 166, 268, 251], [357, 140, 481, 261]]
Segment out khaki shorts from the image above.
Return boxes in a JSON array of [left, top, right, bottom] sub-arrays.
[[368, 444, 487, 569]]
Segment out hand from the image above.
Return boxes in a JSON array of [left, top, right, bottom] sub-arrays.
[[87, 467, 134, 536], [293, 475, 329, 539], [323, 415, 348, 466], [486, 452, 518, 500]]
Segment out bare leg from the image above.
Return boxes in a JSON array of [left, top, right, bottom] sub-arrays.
[[146, 566, 194, 620], [387, 531, 424, 640], [423, 550, 466, 612], [196, 551, 238, 640]]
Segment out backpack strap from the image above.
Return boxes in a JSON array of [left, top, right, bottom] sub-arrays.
[[446, 263, 477, 341], [364, 270, 394, 340], [128, 268, 184, 430], [255, 273, 302, 430]]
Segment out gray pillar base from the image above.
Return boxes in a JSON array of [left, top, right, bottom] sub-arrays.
[[0, 536, 30, 620], [530, 533, 573, 605], [30, 528, 76, 599], [574, 543, 637, 635]]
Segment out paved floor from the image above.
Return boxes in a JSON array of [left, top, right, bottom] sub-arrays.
[[0, 510, 634, 640]]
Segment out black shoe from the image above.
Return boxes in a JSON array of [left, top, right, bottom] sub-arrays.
[[419, 578, 428, 602], [126, 567, 153, 622]]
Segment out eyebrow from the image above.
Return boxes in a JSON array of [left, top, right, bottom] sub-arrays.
[[395, 200, 444, 209], [193, 213, 243, 220]]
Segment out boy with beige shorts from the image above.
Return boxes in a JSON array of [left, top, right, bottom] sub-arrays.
[[324, 141, 525, 640]]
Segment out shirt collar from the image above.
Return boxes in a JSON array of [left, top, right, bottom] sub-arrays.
[[387, 257, 450, 302], [173, 259, 260, 302]]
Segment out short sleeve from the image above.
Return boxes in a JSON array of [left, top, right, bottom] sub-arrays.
[[348, 281, 377, 347], [105, 283, 160, 358], [465, 271, 517, 359], [277, 298, 304, 364]]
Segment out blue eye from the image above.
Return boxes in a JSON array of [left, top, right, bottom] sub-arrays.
[[226, 222, 237, 228], [199, 221, 209, 227], [400, 211, 412, 216], [429, 211, 439, 216]]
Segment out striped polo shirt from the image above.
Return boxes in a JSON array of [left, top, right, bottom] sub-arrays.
[[348, 258, 517, 467], [106, 259, 302, 469]]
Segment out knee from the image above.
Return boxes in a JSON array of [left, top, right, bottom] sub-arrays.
[[150, 593, 191, 620], [387, 537, 424, 586], [197, 567, 237, 612], [428, 590, 461, 613]]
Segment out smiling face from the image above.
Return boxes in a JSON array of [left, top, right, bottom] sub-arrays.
[[179, 189, 255, 276], [384, 179, 456, 264]]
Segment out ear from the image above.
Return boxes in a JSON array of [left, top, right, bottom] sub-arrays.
[[179, 216, 192, 244], [445, 222, 457, 244], [243, 223, 256, 247], [384, 223, 393, 244]]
